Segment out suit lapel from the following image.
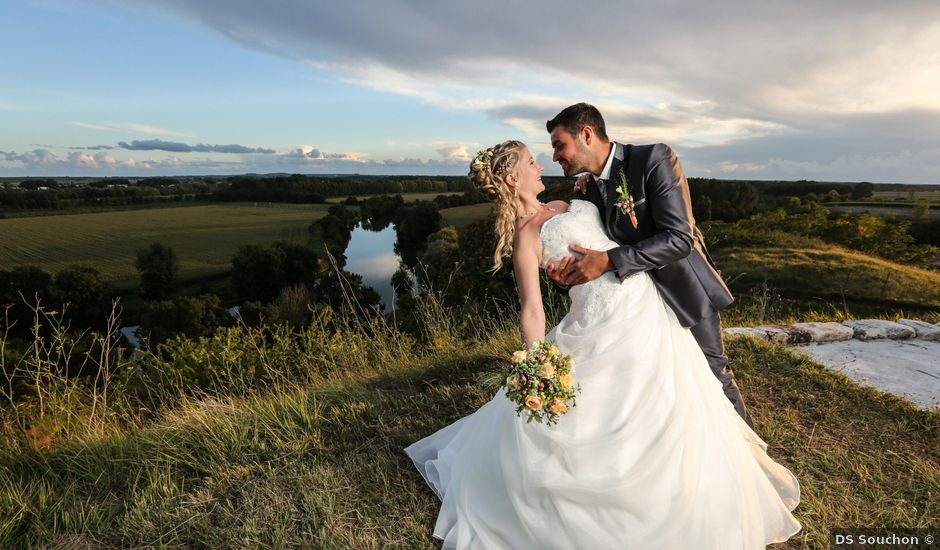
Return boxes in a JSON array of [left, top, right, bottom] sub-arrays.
[[602, 143, 627, 224]]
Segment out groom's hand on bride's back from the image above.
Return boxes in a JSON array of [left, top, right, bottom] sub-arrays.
[[549, 245, 614, 286]]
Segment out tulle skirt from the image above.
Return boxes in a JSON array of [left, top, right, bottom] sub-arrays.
[[404, 272, 801, 549]]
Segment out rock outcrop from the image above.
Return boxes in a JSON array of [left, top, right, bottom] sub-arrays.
[[723, 318, 938, 345]]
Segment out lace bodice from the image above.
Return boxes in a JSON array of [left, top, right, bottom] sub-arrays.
[[540, 200, 643, 325], [539, 200, 618, 267]]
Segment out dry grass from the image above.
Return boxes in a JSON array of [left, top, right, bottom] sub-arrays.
[[1, 301, 937, 548], [717, 246, 940, 310]]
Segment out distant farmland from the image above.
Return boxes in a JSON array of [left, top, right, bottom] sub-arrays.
[[0, 203, 329, 288], [440, 203, 492, 229], [325, 191, 464, 203]]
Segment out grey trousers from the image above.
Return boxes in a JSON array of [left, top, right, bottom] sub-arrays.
[[689, 313, 755, 429]]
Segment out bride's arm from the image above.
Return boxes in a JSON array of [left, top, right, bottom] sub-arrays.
[[512, 232, 546, 348]]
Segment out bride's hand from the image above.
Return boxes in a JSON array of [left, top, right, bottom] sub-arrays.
[[573, 174, 591, 194], [547, 256, 578, 286]]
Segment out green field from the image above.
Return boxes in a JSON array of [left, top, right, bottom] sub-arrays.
[[0, 202, 329, 288], [440, 203, 493, 228], [325, 192, 464, 204], [827, 204, 940, 220], [873, 189, 940, 201]]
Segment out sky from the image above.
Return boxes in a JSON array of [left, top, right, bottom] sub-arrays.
[[2, 0, 940, 182]]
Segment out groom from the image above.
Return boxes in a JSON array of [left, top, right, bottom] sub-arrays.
[[545, 102, 754, 428]]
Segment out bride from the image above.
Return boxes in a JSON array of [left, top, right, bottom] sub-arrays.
[[404, 140, 801, 549]]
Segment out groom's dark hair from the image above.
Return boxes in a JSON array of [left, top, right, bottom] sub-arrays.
[[546, 103, 609, 142]]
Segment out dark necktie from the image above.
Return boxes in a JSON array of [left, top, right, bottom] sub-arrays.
[[594, 175, 608, 204]]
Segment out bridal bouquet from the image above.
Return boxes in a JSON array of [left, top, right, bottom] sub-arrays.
[[501, 341, 580, 425]]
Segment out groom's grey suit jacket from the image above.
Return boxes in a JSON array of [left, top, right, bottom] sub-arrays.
[[578, 142, 733, 328]]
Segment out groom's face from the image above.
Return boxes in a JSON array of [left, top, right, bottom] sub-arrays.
[[550, 127, 591, 177]]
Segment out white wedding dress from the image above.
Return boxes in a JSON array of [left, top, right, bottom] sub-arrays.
[[404, 200, 801, 549]]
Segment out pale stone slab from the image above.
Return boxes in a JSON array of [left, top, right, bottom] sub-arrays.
[[794, 339, 940, 410], [842, 319, 915, 341], [755, 324, 812, 344], [723, 325, 808, 344], [792, 322, 854, 343], [722, 327, 765, 339], [751, 325, 791, 344], [723, 326, 786, 343], [897, 319, 940, 341]]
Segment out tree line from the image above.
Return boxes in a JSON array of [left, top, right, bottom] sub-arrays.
[[3, 179, 938, 405], [0, 175, 474, 213]]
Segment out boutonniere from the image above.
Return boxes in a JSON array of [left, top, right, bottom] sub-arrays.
[[572, 174, 590, 194], [614, 167, 638, 228]]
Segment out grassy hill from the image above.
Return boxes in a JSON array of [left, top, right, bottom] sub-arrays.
[[1, 304, 937, 548], [703, 224, 940, 324], [715, 244, 940, 325], [719, 246, 940, 306]]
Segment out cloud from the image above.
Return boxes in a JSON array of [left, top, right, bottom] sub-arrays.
[[435, 145, 471, 162], [119, 0, 940, 183], [677, 108, 940, 182], [126, 123, 193, 138], [67, 151, 98, 169], [118, 139, 276, 154], [133, 1, 940, 118], [0, 148, 178, 173], [72, 121, 194, 137], [1, 141, 472, 176], [68, 145, 116, 151], [1, 149, 60, 167], [72, 121, 117, 131], [268, 145, 469, 173], [282, 145, 361, 161]]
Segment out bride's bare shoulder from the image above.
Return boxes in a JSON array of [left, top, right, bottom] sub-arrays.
[[545, 200, 569, 213]]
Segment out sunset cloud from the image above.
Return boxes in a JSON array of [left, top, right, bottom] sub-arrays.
[[118, 139, 276, 154], [71, 122, 194, 138], [5, 1, 940, 181], [118, 0, 940, 182]]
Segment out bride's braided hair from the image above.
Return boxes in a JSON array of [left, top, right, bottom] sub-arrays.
[[467, 140, 524, 271]]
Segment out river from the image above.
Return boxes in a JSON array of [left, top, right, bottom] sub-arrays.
[[343, 222, 401, 309]]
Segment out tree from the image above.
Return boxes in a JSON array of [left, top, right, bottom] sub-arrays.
[[823, 189, 843, 203], [51, 264, 115, 331], [851, 182, 874, 200], [394, 202, 443, 266], [235, 301, 280, 327], [231, 244, 286, 301], [693, 195, 712, 222], [311, 269, 382, 314], [135, 242, 180, 299], [308, 204, 359, 265], [689, 179, 761, 221], [231, 241, 321, 301], [451, 216, 516, 312], [140, 294, 231, 345], [0, 266, 54, 338], [271, 241, 321, 287], [417, 226, 461, 291]]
